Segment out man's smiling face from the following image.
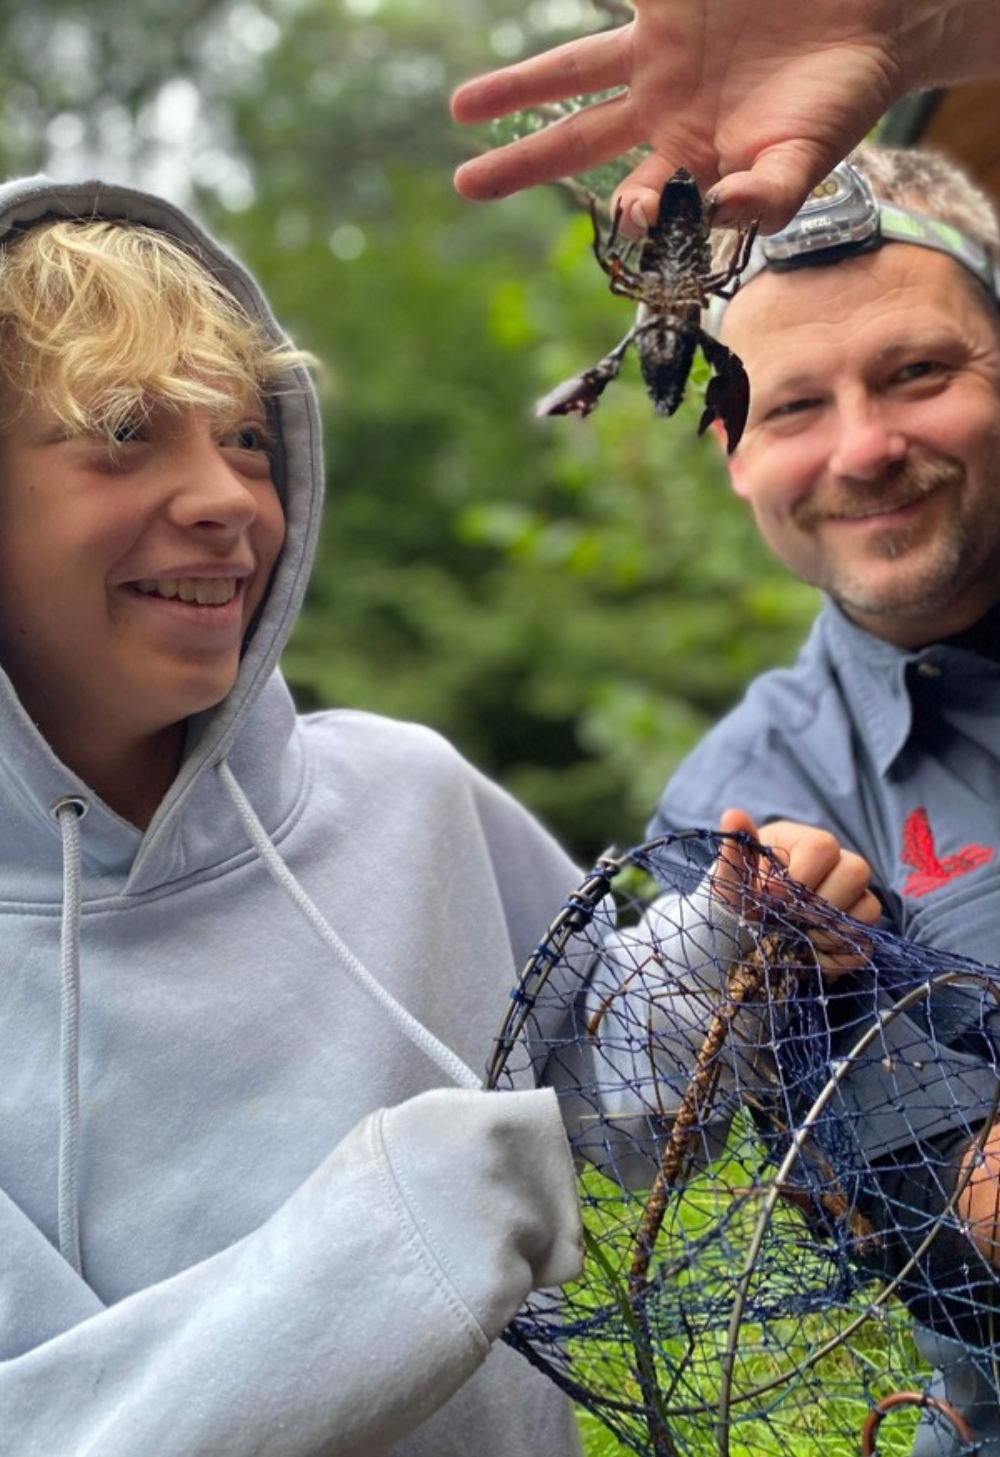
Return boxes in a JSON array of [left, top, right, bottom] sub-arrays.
[[720, 244, 1000, 647]]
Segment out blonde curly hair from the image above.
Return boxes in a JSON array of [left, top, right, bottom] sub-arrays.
[[0, 217, 309, 437]]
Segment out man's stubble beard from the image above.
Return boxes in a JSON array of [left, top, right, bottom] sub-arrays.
[[796, 454, 1000, 627]]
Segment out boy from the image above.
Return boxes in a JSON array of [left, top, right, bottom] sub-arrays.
[[0, 173, 882, 1456], [0, 173, 586, 1457]]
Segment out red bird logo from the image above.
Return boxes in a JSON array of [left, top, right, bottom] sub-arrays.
[[901, 807, 993, 898]]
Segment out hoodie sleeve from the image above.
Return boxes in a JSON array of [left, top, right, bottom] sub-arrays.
[[0, 1086, 582, 1457], [548, 884, 771, 1183]]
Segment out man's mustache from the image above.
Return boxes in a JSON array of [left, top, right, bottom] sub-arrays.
[[794, 456, 964, 528]]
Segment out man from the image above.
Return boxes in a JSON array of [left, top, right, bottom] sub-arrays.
[[646, 141, 1000, 1457]]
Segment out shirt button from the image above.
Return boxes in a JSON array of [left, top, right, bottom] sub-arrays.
[[916, 661, 941, 678]]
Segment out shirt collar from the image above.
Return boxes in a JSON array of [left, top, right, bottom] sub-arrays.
[[817, 600, 998, 776]]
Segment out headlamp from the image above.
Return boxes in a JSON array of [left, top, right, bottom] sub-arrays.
[[723, 161, 1000, 308]]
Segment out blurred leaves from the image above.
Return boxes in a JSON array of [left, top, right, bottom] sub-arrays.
[[0, 0, 820, 862]]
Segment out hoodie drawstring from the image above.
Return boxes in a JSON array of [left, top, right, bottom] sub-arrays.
[[52, 795, 88, 1276], [218, 761, 481, 1091], [47, 764, 479, 1280]]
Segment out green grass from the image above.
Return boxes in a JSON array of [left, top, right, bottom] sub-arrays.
[[561, 1117, 929, 1457]]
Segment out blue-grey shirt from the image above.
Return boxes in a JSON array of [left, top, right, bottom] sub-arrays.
[[648, 599, 1000, 1156], [650, 598, 1000, 961]]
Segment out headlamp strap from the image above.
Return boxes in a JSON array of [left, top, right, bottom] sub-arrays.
[[877, 202, 1000, 298]]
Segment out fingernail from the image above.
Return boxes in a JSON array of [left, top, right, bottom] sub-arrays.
[[705, 187, 755, 229], [628, 200, 650, 235]]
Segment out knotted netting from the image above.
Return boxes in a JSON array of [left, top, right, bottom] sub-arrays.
[[486, 829, 1000, 1457]]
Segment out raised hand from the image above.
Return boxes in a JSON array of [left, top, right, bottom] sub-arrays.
[[452, 0, 1000, 236]]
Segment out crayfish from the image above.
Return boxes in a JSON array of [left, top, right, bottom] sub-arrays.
[[536, 169, 757, 452]]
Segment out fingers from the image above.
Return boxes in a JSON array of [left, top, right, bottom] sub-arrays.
[[753, 819, 870, 909], [706, 141, 866, 233], [719, 807, 758, 840], [708, 165, 819, 234], [608, 152, 823, 242], [711, 811, 880, 980], [838, 886, 882, 926], [958, 1124, 1000, 1268], [807, 936, 874, 981], [453, 89, 639, 201], [610, 153, 685, 238], [751, 818, 880, 979], [717, 811, 878, 920], [450, 27, 632, 125], [812, 868, 881, 926]]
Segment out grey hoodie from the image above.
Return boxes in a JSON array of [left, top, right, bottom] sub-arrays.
[[0, 176, 586, 1457]]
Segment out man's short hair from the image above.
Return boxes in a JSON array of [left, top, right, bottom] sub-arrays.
[[848, 140, 1000, 253]]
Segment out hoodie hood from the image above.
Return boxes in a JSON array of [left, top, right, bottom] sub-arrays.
[[0, 175, 325, 888]]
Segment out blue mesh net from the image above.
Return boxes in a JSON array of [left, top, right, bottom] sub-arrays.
[[486, 829, 1000, 1457]]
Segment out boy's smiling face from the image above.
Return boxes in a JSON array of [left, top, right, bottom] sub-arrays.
[[0, 395, 285, 771], [0, 213, 311, 824]]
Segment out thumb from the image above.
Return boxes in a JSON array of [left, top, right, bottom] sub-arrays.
[[719, 806, 759, 839], [707, 139, 866, 233], [711, 807, 761, 909]]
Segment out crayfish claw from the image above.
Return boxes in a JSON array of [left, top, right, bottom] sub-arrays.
[[535, 337, 632, 419], [535, 368, 612, 418], [697, 331, 750, 453]]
